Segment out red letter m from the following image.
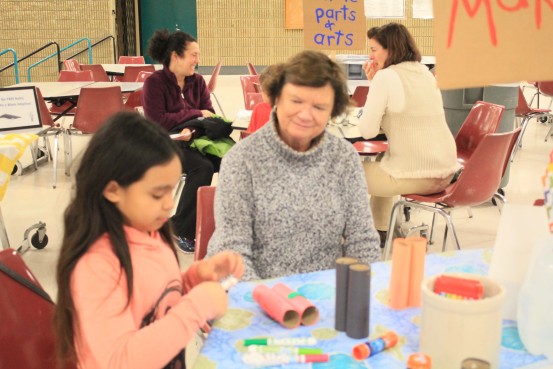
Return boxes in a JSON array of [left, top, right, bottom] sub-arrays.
[[447, 0, 497, 47]]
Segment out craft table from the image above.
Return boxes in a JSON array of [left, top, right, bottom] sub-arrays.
[[192, 249, 548, 369]]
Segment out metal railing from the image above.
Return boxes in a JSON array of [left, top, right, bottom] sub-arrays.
[[63, 35, 117, 65], [27, 37, 92, 81], [0, 48, 20, 84]]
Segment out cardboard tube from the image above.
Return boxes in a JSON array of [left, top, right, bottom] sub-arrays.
[[252, 285, 300, 329], [407, 237, 427, 307], [389, 238, 412, 309], [346, 263, 370, 339], [271, 283, 320, 326], [335, 257, 358, 331]]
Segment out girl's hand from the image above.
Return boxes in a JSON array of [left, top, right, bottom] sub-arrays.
[[363, 61, 379, 81], [201, 110, 214, 118], [194, 281, 228, 319], [197, 251, 244, 282]]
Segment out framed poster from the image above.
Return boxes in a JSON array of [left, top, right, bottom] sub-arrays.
[[0, 86, 42, 132]]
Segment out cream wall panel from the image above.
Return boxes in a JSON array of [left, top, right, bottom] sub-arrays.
[[0, 0, 114, 86], [197, 0, 433, 66]]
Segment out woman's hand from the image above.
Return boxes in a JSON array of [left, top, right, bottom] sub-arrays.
[[197, 251, 244, 282], [363, 61, 379, 81], [175, 128, 195, 141], [201, 110, 214, 118]]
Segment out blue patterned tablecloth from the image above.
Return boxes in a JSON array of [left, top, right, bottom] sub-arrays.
[[192, 249, 548, 369]]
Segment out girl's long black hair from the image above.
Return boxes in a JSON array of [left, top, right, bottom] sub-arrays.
[[54, 111, 182, 365]]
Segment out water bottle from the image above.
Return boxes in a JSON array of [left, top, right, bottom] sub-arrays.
[[517, 235, 553, 360]]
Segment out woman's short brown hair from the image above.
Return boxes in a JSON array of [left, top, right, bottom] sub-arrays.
[[367, 23, 421, 68], [265, 50, 349, 119]]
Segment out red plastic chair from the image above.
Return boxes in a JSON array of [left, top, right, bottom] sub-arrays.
[[79, 64, 110, 82], [240, 75, 260, 109], [135, 71, 153, 82], [118, 55, 145, 64], [63, 59, 80, 71], [64, 86, 123, 176], [0, 249, 76, 369], [246, 62, 258, 75], [208, 61, 225, 117], [124, 88, 144, 111], [455, 100, 504, 167], [240, 131, 252, 140], [245, 92, 263, 110], [511, 87, 553, 161], [351, 86, 369, 107], [383, 128, 522, 259], [194, 186, 216, 261], [50, 70, 94, 117], [121, 65, 155, 82]]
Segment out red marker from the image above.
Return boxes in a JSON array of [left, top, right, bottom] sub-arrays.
[[434, 275, 484, 300]]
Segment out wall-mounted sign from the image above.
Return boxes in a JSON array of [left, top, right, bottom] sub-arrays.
[[0, 87, 42, 132], [434, 1, 553, 89], [304, 0, 367, 50]]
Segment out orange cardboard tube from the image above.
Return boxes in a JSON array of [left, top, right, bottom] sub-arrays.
[[389, 238, 412, 309], [252, 285, 300, 329], [407, 237, 427, 307], [272, 283, 319, 326]]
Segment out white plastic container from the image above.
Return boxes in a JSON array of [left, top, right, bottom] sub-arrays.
[[517, 235, 553, 360], [419, 273, 505, 369]]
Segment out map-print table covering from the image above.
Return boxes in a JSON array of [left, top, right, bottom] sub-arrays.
[[193, 249, 549, 369], [0, 134, 37, 201]]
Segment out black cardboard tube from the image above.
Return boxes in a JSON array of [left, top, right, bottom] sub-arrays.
[[346, 263, 371, 339], [335, 257, 358, 331]]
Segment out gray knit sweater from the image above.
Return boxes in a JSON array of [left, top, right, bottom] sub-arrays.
[[207, 119, 381, 281]]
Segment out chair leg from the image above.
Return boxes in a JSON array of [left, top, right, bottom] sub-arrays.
[[173, 174, 187, 211], [441, 210, 461, 251], [63, 131, 73, 176], [53, 132, 60, 189], [510, 117, 530, 162], [466, 207, 473, 219], [211, 93, 226, 118], [428, 206, 437, 245], [492, 192, 507, 213], [29, 141, 39, 171], [38, 135, 53, 162], [383, 200, 404, 260], [544, 115, 553, 142], [0, 206, 11, 249]]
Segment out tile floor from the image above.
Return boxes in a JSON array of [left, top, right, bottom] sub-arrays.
[[2, 77, 551, 302]]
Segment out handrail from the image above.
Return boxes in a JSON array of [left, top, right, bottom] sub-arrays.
[[0, 48, 20, 84], [1, 42, 60, 84], [64, 35, 117, 65], [27, 37, 92, 81]]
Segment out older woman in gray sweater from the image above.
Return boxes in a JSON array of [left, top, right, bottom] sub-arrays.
[[207, 51, 381, 281]]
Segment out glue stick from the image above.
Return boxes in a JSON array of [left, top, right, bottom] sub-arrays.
[[352, 331, 398, 360]]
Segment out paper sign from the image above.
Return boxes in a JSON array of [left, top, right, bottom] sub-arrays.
[[303, 0, 367, 50], [0, 87, 42, 132], [433, 1, 553, 89]]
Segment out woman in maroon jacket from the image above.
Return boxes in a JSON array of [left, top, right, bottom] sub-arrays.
[[143, 29, 218, 253]]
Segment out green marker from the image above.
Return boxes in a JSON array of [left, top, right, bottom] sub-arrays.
[[247, 345, 323, 354], [243, 337, 317, 346]]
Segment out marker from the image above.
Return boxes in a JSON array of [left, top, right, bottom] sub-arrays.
[[434, 275, 484, 300], [243, 337, 317, 347], [247, 345, 323, 355], [352, 331, 398, 360], [242, 352, 329, 367]]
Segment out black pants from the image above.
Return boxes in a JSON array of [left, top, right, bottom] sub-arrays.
[[172, 147, 221, 240]]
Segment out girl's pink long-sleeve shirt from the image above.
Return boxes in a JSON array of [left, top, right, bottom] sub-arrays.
[[71, 226, 217, 369]]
